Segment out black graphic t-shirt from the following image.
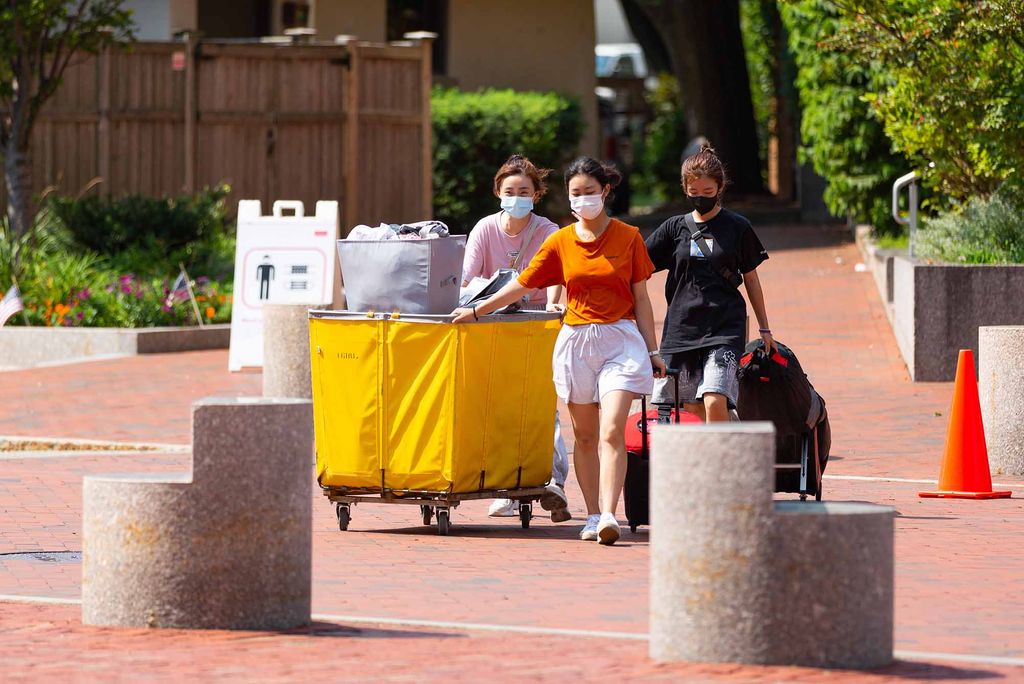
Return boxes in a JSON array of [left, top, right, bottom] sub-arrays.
[[645, 208, 768, 354]]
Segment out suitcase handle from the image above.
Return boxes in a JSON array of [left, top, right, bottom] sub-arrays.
[[640, 369, 681, 453]]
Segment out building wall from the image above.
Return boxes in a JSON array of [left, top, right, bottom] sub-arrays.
[[312, 0, 387, 42], [445, 0, 599, 156], [125, 0, 198, 39]]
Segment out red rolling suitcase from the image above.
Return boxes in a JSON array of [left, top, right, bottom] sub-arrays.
[[623, 372, 701, 533]]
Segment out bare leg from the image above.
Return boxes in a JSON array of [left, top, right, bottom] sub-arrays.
[[683, 401, 706, 421], [567, 401, 600, 515], [703, 392, 730, 423], [597, 390, 635, 515]]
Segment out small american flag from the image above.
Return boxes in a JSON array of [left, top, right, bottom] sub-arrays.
[[0, 284, 24, 327]]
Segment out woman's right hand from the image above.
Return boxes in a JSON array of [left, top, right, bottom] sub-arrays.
[[451, 307, 476, 324]]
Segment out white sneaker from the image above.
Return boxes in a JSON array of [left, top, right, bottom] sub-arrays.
[[597, 513, 620, 545], [487, 498, 518, 517], [540, 482, 569, 511], [541, 483, 571, 522], [580, 514, 600, 541]]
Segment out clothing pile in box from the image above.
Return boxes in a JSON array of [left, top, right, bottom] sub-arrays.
[[347, 220, 450, 241]]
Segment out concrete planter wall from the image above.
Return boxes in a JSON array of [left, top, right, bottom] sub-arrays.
[[891, 257, 1024, 381], [0, 324, 230, 369], [857, 228, 1024, 382]]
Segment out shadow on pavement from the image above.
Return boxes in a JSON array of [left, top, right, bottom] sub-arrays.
[[355, 524, 647, 544], [871, 660, 1005, 681], [296, 621, 464, 640]]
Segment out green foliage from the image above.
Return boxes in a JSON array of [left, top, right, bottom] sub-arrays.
[[431, 87, 584, 233], [635, 74, 688, 203], [780, 0, 909, 233], [50, 184, 230, 267], [825, 0, 1024, 202], [740, 0, 776, 183], [916, 180, 1024, 264], [1, 190, 235, 328]]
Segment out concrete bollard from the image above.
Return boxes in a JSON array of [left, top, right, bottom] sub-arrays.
[[979, 326, 1024, 476], [769, 502, 894, 668], [82, 397, 313, 630], [650, 422, 777, 663], [263, 304, 322, 399], [649, 421, 894, 669]]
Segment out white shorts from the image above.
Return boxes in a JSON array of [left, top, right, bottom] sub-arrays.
[[552, 320, 654, 404]]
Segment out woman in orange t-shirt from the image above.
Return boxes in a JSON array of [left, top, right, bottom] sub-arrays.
[[452, 157, 666, 546]]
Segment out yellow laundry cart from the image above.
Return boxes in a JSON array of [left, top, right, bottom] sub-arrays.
[[309, 309, 561, 535]]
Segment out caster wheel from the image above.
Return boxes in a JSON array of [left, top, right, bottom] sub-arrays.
[[336, 504, 350, 531], [800, 493, 807, 502], [421, 505, 433, 526], [630, 524, 638, 533], [519, 502, 532, 529], [437, 509, 451, 536]]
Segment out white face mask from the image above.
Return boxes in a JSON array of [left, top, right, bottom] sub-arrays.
[[570, 194, 605, 220], [500, 196, 534, 219]]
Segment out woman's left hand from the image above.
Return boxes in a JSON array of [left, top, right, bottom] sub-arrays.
[[545, 302, 565, 314], [761, 331, 777, 356], [451, 307, 477, 324], [651, 353, 667, 378]]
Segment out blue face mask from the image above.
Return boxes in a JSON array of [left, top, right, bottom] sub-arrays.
[[500, 196, 534, 219]]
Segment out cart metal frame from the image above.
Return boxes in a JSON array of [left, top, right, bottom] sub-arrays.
[[321, 485, 550, 535]]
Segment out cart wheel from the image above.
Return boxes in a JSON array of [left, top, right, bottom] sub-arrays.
[[800, 493, 808, 502], [336, 504, 350, 531], [630, 524, 638, 533], [519, 502, 532, 529], [436, 509, 450, 536], [815, 484, 823, 502], [421, 505, 433, 526]]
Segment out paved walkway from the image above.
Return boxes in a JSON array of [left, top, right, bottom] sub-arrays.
[[2, 224, 1022, 681]]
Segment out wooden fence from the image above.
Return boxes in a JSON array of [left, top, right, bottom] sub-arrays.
[[2, 37, 433, 230]]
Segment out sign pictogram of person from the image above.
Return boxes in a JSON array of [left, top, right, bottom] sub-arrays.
[[256, 255, 275, 300]]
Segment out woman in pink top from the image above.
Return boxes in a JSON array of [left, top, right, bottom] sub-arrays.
[[463, 154, 570, 522], [462, 154, 564, 310]]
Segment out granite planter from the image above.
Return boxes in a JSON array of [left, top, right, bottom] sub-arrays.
[[0, 324, 230, 369]]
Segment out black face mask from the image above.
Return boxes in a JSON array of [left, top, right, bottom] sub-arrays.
[[688, 194, 718, 216]]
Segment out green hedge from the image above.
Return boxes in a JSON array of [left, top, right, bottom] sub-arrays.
[[432, 87, 584, 233]]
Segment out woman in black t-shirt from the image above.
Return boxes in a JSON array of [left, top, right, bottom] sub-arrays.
[[645, 142, 775, 422]]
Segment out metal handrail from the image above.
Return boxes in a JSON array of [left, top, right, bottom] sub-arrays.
[[892, 171, 919, 258]]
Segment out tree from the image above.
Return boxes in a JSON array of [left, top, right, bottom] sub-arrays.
[[826, 0, 1024, 202], [0, 1, 134, 241], [621, 0, 765, 194], [780, 0, 908, 231]]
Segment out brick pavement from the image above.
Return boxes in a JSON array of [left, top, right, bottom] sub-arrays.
[[1, 224, 1022, 681]]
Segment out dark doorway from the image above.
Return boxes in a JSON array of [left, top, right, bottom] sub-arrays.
[[198, 0, 272, 38], [387, 0, 447, 74]]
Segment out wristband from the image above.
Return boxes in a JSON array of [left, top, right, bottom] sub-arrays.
[[472, 306, 479, 321], [758, 328, 771, 334], [648, 350, 661, 357]]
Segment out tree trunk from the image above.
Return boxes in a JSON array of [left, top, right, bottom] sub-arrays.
[[624, 0, 766, 194], [4, 133, 33, 240]]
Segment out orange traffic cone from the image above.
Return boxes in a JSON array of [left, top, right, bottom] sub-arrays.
[[920, 349, 1012, 499]]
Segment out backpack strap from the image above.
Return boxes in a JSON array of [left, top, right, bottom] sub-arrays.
[[510, 217, 542, 272], [683, 213, 743, 289]]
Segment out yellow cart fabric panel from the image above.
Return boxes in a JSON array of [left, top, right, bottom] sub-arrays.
[[311, 318, 382, 488], [382, 321, 457, 491], [452, 318, 560, 492], [310, 312, 560, 495]]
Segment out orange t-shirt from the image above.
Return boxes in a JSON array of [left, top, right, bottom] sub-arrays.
[[517, 219, 655, 325]]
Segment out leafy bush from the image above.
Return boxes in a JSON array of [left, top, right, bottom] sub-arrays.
[[432, 87, 584, 233], [824, 0, 1024, 203], [916, 182, 1024, 265], [2, 196, 234, 328], [50, 184, 230, 264], [636, 74, 688, 204], [780, 0, 909, 233]]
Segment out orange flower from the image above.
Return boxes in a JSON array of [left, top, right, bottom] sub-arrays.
[[218, 295, 226, 304], [205, 306, 215, 320], [196, 295, 207, 302]]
